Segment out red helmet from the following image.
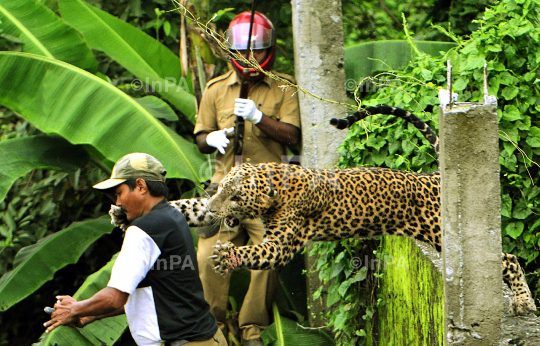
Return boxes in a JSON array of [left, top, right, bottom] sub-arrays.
[[225, 11, 276, 80]]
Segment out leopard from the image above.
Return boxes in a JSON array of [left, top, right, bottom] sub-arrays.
[[109, 105, 537, 316]]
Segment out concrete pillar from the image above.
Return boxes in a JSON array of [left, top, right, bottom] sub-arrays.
[[291, 0, 347, 327], [439, 101, 504, 344], [291, 0, 347, 168]]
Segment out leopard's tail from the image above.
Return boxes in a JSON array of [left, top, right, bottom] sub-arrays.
[[330, 105, 439, 154]]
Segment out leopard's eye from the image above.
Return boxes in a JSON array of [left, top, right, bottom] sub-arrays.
[[230, 195, 241, 202]]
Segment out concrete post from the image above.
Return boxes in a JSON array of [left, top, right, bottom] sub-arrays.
[[291, 0, 347, 168], [439, 101, 504, 344], [291, 0, 347, 327]]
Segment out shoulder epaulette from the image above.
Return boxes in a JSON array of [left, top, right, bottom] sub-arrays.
[[206, 71, 234, 89], [272, 72, 296, 85]]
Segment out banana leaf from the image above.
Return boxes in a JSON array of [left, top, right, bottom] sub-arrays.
[[34, 255, 128, 346], [0, 216, 115, 311], [0, 135, 89, 202], [0, 0, 97, 72], [261, 304, 335, 346], [135, 96, 179, 121], [344, 40, 457, 87], [0, 52, 207, 184], [58, 0, 197, 121]]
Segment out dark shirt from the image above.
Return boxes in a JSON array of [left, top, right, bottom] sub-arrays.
[[108, 199, 217, 344]]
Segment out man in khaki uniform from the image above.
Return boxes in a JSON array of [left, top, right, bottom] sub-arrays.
[[193, 11, 301, 346]]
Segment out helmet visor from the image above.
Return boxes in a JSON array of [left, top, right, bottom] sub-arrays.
[[225, 22, 275, 50]]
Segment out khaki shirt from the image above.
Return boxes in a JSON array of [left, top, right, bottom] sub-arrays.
[[194, 71, 301, 183]]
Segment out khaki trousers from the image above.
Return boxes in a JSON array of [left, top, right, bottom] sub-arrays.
[[197, 218, 278, 340], [162, 328, 227, 346]]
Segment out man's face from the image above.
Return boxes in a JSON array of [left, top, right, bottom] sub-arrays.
[[115, 183, 144, 222], [237, 49, 267, 64]]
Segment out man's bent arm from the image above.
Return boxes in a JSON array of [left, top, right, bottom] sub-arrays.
[[196, 132, 218, 154], [44, 287, 128, 333], [255, 116, 300, 146], [76, 304, 125, 328], [196, 117, 300, 153]]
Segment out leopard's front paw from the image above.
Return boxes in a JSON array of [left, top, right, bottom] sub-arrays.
[[511, 294, 537, 316], [109, 205, 130, 231], [209, 240, 240, 275]]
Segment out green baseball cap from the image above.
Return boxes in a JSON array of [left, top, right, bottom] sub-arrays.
[[93, 153, 167, 190]]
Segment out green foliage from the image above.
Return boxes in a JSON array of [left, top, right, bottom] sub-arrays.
[[341, 0, 493, 46], [0, 114, 109, 282], [84, 0, 181, 48], [58, 0, 196, 120], [0, 51, 206, 183], [1, 0, 536, 344], [344, 40, 457, 84], [309, 240, 373, 345], [135, 95, 180, 121], [338, 88, 440, 173], [0, 155, 113, 344], [0, 170, 83, 276], [451, 0, 540, 272], [0, 135, 89, 202], [0, 18, 23, 51], [261, 303, 335, 346], [0, 217, 114, 311], [0, 0, 97, 72]]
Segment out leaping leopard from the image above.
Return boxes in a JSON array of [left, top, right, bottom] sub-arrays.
[[109, 105, 536, 316]]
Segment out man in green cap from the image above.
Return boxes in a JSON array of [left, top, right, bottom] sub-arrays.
[[43, 153, 226, 346]]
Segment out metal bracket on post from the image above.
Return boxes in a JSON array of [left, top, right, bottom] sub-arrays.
[[447, 60, 453, 109], [483, 63, 489, 105]]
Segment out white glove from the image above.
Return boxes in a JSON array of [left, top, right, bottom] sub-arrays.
[[234, 98, 263, 124], [206, 128, 234, 154]]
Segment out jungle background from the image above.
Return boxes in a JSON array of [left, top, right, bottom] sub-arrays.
[[1, 0, 539, 345]]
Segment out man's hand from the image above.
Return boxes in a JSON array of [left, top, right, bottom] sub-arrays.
[[43, 288, 128, 333], [44, 295, 79, 333], [234, 98, 263, 124], [206, 128, 234, 154]]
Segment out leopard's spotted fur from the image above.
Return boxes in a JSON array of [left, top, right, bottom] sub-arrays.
[[108, 105, 536, 316]]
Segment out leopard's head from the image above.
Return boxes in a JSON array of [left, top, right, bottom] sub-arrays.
[[208, 164, 279, 228]]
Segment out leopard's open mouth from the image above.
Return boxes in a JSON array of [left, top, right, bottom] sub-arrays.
[[224, 216, 240, 228]]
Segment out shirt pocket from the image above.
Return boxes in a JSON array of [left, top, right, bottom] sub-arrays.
[[217, 109, 236, 130], [252, 106, 279, 138]]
